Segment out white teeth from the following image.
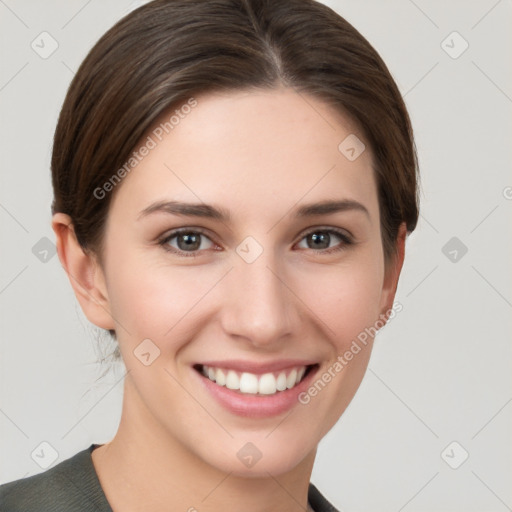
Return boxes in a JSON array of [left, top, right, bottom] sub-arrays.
[[216, 368, 226, 386], [225, 370, 239, 390], [258, 373, 277, 394], [240, 372, 259, 394], [276, 372, 287, 391], [200, 365, 310, 395], [286, 369, 297, 389]]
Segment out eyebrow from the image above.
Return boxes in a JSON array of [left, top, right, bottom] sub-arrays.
[[137, 199, 370, 222]]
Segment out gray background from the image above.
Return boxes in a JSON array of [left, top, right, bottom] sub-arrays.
[[1, 1, 511, 511]]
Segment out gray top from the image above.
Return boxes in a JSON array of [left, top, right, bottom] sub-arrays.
[[0, 444, 339, 511]]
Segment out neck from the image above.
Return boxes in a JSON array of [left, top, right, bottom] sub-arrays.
[[91, 376, 317, 512]]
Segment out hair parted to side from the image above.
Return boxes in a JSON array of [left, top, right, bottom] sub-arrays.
[[51, 0, 419, 347]]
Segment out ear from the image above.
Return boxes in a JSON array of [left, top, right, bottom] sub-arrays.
[[52, 213, 115, 330], [379, 222, 407, 321]]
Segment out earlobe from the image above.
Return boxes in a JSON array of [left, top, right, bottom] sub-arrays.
[[379, 222, 407, 319], [52, 213, 115, 330]]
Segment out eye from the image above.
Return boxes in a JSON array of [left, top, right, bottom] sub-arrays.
[[159, 228, 216, 257], [158, 226, 354, 258], [295, 228, 353, 254]]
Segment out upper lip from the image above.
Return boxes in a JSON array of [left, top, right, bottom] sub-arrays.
[[195, 359, 318, 374]]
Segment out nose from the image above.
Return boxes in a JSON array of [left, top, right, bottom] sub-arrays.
[[220, 249, 298, 348]]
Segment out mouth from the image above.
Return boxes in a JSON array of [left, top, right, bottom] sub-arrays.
[[193, 363, 317, 396]]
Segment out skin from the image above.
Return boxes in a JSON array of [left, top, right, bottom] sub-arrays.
[[53, 87, 406, 512]]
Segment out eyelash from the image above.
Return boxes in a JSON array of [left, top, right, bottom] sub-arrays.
[[157, 227, 354, 258]]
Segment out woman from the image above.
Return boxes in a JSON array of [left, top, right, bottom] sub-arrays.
[[0, 0, 418, 510]]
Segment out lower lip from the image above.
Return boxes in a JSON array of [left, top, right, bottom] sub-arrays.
[[194, 365, 319, 418]]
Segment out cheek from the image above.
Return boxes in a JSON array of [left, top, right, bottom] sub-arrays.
[[289, 262, 384, 439], [300, 257, 385, 348], [103, 251, 204, 343]]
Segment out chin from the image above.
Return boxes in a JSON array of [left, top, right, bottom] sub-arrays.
[[198, 437, 314, 478]]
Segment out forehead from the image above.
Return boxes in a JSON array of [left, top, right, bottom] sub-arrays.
[[109, 87, 378, 223]]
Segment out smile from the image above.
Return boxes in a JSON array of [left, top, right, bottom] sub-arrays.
[[195, 364, 313, 396], [193, 361, 320, 417]]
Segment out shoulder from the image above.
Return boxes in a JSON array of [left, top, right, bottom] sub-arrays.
[[0, 445, 110, 512], [308, 482, 340, 512]]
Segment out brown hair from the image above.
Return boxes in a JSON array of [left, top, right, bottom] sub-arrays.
[[52, 0, 419, 291]]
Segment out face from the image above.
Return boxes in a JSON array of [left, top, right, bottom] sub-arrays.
[[92, 87, 399, 477]]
